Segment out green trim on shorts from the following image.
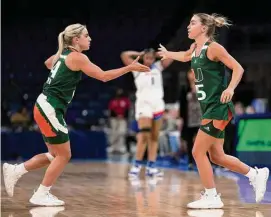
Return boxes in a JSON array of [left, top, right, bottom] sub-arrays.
[[200, 121, 225, 139]]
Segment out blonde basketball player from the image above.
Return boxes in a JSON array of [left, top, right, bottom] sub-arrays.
[[3, 24, 150, 206], [158, 13, 269, 208]]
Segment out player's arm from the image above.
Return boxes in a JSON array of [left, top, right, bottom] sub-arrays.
[[209, 42, 244, 90], [120, 51, 144, 66], [44, 55, 56, 70], [67, 53, 150, 82], [158, 43, 196, 62]]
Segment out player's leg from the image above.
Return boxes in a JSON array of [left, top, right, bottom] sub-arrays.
[[30, 140, 70, 206], [187, 120, 224, 209], [129, 117, 152, 177], [146, 116, 164, 177], [29, 97, 69, 206], [209, 129, 269, 203], [129, 100, 153, 177], [24, 143, 55, 171], [3, 103, 58, 197], [2, 142, 55, 198]]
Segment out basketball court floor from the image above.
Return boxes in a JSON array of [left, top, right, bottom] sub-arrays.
[[1, 161, 271, 217]]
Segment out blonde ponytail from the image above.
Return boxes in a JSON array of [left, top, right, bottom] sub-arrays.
[[52, 31, 65, 67], [211, 13, 231, 28]]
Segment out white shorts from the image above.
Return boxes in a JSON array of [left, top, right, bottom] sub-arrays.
[[135, 98, 165, 120]]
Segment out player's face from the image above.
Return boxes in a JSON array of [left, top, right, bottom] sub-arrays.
[[187, 15, 205, 39], [143, 52, 155, 67], [78, 29, 91, 51]]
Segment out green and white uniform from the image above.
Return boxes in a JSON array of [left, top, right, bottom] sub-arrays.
[[191, 41, 234, 138], [34, 49, 82, 144]]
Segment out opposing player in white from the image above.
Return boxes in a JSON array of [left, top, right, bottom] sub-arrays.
[[121, 48, 173, 177]]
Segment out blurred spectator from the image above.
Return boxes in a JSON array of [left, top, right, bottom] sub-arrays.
[[159, 109, 180, 157], [245, 105, 256, 114], [179, 69, 201, 170], [10, 106, 31, 130], [107, 88, 131, 154], [234, 102, 245, 116]]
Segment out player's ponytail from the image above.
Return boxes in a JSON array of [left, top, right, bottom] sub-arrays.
[[194, 13, 232, 41], [52, 31, 65, 67], [211, 13, 231, 28]]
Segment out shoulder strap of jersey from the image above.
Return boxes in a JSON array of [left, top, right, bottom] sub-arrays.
[[201, 41, 211, 57]]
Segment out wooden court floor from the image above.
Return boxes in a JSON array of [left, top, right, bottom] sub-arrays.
[[1, 162, 271, 217]]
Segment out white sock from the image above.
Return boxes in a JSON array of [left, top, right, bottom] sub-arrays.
[[245, 167, 257, 179], [205, 188, 217, 197], [37, 184, 51, 194], [15, 163, 28, 176]]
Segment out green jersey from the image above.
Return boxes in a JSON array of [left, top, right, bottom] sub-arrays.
[[191, 41, 234, 120], [43, 49, 82, 107]]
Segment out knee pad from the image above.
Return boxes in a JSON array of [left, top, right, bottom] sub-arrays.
[[200, 121, 225, 139], [45, 152, 55, 162]]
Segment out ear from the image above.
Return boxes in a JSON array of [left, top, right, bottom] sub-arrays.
[[201, 26, 207, 33]]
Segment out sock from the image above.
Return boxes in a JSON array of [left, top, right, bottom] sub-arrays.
[[245, 167, 257, 180], [15, 163, 28, 176], [205, 188, 217, 197], [147, 161, 155, 168], [37, 184, 51, 194], [134, 160, 143, 167]]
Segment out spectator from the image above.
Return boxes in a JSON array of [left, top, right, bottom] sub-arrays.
[[234, 102, 245, 116], [108, 88, 131, 154], [10, 106, 31, 130], [245, 105, 256, 114]]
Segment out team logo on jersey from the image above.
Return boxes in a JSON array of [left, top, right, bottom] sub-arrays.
[[194, 68, 204, 82]]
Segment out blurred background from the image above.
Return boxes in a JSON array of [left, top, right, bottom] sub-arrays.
[[2, 0, 271, 169]]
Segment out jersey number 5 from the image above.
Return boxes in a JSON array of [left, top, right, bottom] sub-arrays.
[[46, 61, 61, 85], [195, 84, 206, 101]]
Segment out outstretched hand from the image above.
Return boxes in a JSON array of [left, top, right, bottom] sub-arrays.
[[157, 44, 169, 60], [128, 56, 150, 72]]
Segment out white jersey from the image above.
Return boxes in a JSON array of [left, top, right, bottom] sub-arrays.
[[132, 61, 164, 100]]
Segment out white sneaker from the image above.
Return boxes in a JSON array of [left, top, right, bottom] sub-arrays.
[[29, 191, 65, 206], [146, 167, 164, 177], [128, 165, 141, 178], [3, 163, 23, 197], [187, 209, 224, 217], [187, 191, 224, 209], [29, 206, 65, 217], [249, 167, 269, 203]]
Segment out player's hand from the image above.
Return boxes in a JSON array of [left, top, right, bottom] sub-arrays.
[[128, 56, 150, 72], [157, 44, 170, 60], [220, 87, 234, 103]]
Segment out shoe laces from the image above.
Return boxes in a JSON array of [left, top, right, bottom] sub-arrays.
[[200, 191, 208, 199], [45, 192, 59, 201], [200, 191, 221, 199]]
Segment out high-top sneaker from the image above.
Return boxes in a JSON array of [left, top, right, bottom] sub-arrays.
[[249, 167, 269, 203], [3, 163, 24, 197]]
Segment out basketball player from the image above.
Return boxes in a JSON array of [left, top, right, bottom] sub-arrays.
[[3, 24, 150, 206], [158, 13, 269, 208], [121, 49, 173, 177]]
